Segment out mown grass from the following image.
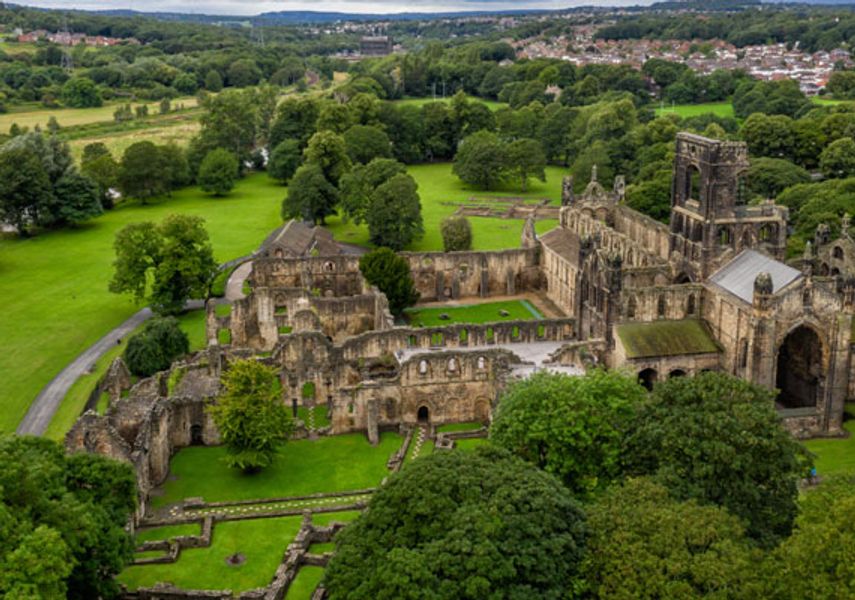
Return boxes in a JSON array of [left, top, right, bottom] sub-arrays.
[[136, 523, 201, 544], [455, 437, 488, 451], [118, 516, 303, 593], [405, 299, 542, 327], [803, 403, 855, 477], [286, 566, 325, 600], [654, 101, 734, 119], [437, 422, 484, 433], [0, 95, 199, 132], [325, 162, 563, 252], [0, 173, 283, 434], [150, 433, 402, 508], [311, 511, 361, 526], [392, 95, 507, 112]]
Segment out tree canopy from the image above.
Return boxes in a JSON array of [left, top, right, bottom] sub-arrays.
[[359, 247, 419, 316], [198, 148, 239, 196], [123, 317, 190, 377], [366, 173, 424, 251], [282, 163, 339, 225]]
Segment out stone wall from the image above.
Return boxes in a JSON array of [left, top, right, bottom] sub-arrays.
[[619, 284, 705, 322]]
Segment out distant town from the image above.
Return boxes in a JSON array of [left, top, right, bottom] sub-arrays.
[[13, 28, 140, 47]]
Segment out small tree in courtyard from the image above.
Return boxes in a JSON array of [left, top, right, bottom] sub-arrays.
[[441, 215, 473, 251], [366, 173, 424, 251], [210, 360, 293, 472], [198, 148, 238, 196], [124, 317, 190, 377], [359, 247, 419, 316]]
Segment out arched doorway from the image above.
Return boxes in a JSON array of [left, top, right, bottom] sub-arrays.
[[417, 406, 430, 423], [669, 369, 687, 379], [674, 272, 692, 284], [776, 326, 823, 409], [190, 424, 203, 445], [638, 368, 657, 391]]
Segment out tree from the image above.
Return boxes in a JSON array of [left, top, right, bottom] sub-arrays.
[[51, 171, 102, 226], [204, 69, 223, 92], [324, 447, 587, 600], [338, 158, 406, 225], [209, 360, 293, 472], [109, 214, 218, 315], [453, 130, 507, 190], [441, 215, 473, 252], [0, 435, 136, 600], [227, 58, 262, 88], [343, 124, 393, 164], [124, 317, 190, 377], [820, 137, 855, 179], [359, 247, 419, 316], [281, 163, 339, 225], [158, 143, 191, 193], [81, 151, 119, 209], [268, 139, 302, 183], [506, 138, 547, 192], [366, 173, 424, 251], [61, 77, 102, 108], [624, 372, 811, 547], [196, 89, 258, 167], [118, 141, 166, 202], [748, 157, 811, 199], [303, 130, 352, 185], [0, 147, 53, 235], [198, 148, 238, 196], [584, 478, 755, 599], [491, 369, 645, 497], [173, 72, 198, 95]]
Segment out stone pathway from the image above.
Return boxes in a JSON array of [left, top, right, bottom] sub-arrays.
[[168, 492, 372, 520], [409, 426, 427, 460], [306, 406, 316, 433]]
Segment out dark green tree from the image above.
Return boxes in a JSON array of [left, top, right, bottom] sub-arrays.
[[359, 247, 419, 316], [281, 163, 339, 225], [506, 138, 547, 192], [303, 130, 352, 186], [338, 158, 405, 225], [204, 69, 223, 92], [124, 317, 190, 377], [81, 151, 119, 209], [198, 148, 238, 196], [453, 130, 507, 190], [625, 372, 811, 546], [820, 137, 855, 179], [491, 369, 645, 496], [109, 214, 218, 315], [748, 157, 811, 199], [118, 141, 167, 202], [158, 143, 191, 193], [324, 447, 587, 600], [343, 124, 393, 164], [440, 215, 473, 252], [366, 173, 424, 251], [52, 171, 103, 226], [268, 139, 302, 184], [61, 77, 102, 108], [196, 89, 258, 167], [209, 360, 293, 472], [0, 147, 53, 235]]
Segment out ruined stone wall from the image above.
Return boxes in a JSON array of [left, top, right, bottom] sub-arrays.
[[613, 205, 671, 262], [401, 248, 542, 302], [618, 284, 705, 322], [560, 209, 664, 269], [251, 256, 364, 296], [541, 244, 578, 317]]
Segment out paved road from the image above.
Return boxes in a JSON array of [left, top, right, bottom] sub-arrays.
[[16, 262, 257, 437]]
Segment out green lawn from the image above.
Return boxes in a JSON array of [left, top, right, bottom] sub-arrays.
[[118, 516, 302, 593], [136, 523, 201, 544], [803, 404, 855, 477], [308, 542, 336, 554], [437, 422, 484, 433], [455, 438, 488, 451], [405, 299, 543, 327], [150, 433, 401, 508], [392, 95, 507, 112], [325, 162, 563, 252], [311, 511, 361, 526], [654, 102, 734, 119], [0, 173, 284, 434], [286, 566, 325, 600]]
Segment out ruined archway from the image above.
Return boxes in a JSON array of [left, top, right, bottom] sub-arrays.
[[776, 326, 823, 409], [190, 424, 203, 446], [417, 405, 430, 423], [638, 368, 657, 391]]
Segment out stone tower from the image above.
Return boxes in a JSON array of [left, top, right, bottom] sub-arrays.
[[669, 133, 788, 280]]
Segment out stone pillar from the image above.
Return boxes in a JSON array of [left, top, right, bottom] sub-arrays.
[[205, 299, 219, 347], [366, 398, 379, 446], [506, 268, 516, 295], [435, 271, 445, 301]]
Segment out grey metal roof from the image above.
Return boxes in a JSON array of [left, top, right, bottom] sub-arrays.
[[708, 249, 802, 304]]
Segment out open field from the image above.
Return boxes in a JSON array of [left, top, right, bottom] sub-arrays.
[[405, 299, 543, 327], [150, 433, 402, 508], [655, 101, 734, 119], [0, 173, 283, 434], [392, 95, 507, 112], [67, 120, 201, 161], [803, 403, 855, 477], [326, 162, 564, 251], [0, 96, 199, 132], [119, 516, 303, 593]]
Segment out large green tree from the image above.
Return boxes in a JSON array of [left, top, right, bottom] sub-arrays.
[[366, 173, 424, 251], [109, 214, 218, 315], [624, 372, 811, 546], [303, 130, 352, 186], [343, 124, 393, 165], [506, 137, 547, 192], [491, 369, 645, 497], [198, 148, 238, 196], [584, 478, 756, 599], [359, 247, 419, 316], [453, 130, 508, 190], [820, 137, 855, 179], [209, 360, 293, 472], [0, 435, 136, 600], [0, 147, 54, 235], [324, 446, 587, 600], [196, 89, 258, 167], [281, 163, 339, 225], [118, 141, 167, 202], [124, 317, 190, 377], [748, 157, 811, 199], [61, 77, 102, 108], [268, 139, 303, 184], [338, 158, 406, 225]]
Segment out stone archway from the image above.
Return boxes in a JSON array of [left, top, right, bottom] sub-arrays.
[[638, 368, 657, 391], [417, 405, 430, 423], [668, 369, 687, 379], [190, 424, 203, 445], [776, 325, 823, 409]]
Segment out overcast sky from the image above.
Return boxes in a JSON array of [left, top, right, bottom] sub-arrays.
[[21, 0, 648, 16]]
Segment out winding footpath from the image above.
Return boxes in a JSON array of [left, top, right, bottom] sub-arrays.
[[16, 264, 252, 436]]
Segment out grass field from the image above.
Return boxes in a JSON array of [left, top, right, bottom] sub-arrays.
[[437, 422, 484, 433], [119, 516, 303, 592], [455, 437, 488, 451], [803, 404, 855, 477], [150, 433, 401, 508], [0, 173, 284, 434], [136, 523, 201, 544], [326, 162, 563, 251], [655, 101, 734, 119], [0, 96, 199, 132], [67, 120, 201, 161], [286, 566, 325, 600], [405, 299, 543, 327], [392, 95, 507, 112]]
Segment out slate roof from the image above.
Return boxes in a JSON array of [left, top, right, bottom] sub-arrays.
[[258, 220, 339, 258], [708, 249, 802, 304], [540, 228, 580, 262]]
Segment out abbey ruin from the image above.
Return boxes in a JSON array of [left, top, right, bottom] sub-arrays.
[[69, 132, 855, 511]]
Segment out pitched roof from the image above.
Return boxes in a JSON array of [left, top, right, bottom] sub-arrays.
[[258, 220, 339, 258], [617, 320, 721, 359], [540, 228, 580, 261], [708, 249, 802, 304]]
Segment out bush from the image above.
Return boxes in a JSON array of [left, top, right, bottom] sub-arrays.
[[441, 215, 473, 252], [198, 148, 238, 196], [124, 317, 190, 377]]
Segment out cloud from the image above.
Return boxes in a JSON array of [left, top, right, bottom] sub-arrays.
[[21, 0, 646, 17]]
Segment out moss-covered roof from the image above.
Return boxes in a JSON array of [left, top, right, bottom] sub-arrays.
[[617, 319, 721, 359]]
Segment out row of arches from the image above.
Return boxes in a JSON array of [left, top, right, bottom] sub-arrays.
[[626, 293, 697, 320]]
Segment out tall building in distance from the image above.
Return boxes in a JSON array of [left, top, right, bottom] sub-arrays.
[[360, 35, 393, 56]]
